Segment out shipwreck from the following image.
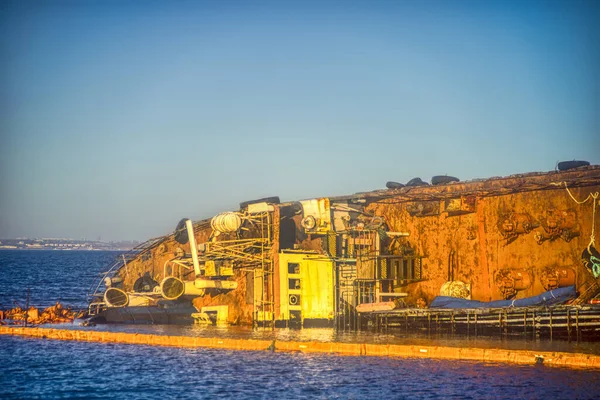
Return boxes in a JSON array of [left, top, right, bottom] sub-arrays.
[[86, 162, 600, 340]]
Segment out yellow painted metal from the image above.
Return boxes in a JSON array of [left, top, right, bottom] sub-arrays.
[[201, 305, 229, 325], [327, 232, 337, 257], [220, 264, 234, 276], [205, 260, 217, 277], [301, 258, 334, 320], [256, 311, 273, 322], [204, 261, 233, 277], [278, 253, 334, 323]]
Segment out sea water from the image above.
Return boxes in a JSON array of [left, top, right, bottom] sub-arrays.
[[0, 250, 599, 399]]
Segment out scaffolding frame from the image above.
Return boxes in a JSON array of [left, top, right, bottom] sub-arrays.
[[333, 228, 425, 330]]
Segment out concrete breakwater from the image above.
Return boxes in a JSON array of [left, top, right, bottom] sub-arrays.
[[1, 326, 599, 369]]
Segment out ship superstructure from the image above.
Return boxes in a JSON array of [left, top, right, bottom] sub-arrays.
[[87, 164, 600, 339]]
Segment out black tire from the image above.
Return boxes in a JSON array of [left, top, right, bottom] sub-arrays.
[[406, 177, 429, 187], [386, 181, 404, 189], [431, 175, 460, 185], [174, 218, 189, 244], [239, 196, 280, 209], [558, 160, 590, 171]]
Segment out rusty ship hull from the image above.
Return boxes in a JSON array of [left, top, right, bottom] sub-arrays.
[[86, 165, 600, 339]]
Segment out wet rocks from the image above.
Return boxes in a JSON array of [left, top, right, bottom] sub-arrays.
[[0, 302, 79, 325]]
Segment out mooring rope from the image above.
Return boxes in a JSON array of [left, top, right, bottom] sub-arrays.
[[564, 181, 598, 205], [563, 182, 598, 252]]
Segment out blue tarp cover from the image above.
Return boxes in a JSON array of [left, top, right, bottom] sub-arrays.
[[429, 285, 576, 309]]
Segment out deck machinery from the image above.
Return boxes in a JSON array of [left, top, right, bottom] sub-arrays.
[[87, 165, 600, 339]]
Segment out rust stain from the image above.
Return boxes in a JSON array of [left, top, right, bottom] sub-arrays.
[[95, 167, 600, 324]]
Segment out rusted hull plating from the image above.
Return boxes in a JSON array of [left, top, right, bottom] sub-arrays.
[[86, 165, 600, 339]]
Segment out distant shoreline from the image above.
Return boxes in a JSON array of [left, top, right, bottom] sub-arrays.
[[0, 248, 126, 252]]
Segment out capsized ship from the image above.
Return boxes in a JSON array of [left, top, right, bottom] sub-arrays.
[[86, 162, 600, 339]]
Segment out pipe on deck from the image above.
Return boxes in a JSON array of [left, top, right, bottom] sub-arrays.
[[185, 219, 201, 277], [104, 288, 154, 307], [160, 276, 238, 300]]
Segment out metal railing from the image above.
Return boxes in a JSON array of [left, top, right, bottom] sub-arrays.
[[85, 235, 170, 306]]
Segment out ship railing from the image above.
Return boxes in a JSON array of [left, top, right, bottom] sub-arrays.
[[571, 281, 600, 305], [369, 304, 600, 341], [163, 258, 194, 279], [354, 278, 419, 306], [85, 234, 171, 303], [87, 301, 107, 316]]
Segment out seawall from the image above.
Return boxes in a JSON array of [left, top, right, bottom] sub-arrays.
[[1, 326, 599, 369]]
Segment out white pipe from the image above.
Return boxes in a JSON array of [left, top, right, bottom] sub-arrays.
[[191, 279, 238, 290], [104, 288, 156, 307], [160, 276, 238, 300], [185, 219, 201, 277], [104, 287, 128, 307]]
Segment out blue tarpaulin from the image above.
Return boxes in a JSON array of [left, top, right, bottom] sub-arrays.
[[429, 285, 576, 309]]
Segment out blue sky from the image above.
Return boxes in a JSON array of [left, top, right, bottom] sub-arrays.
[[1, 0, 598, 241]]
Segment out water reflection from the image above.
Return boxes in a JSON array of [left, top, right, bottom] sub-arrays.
[[3, 250, 599, 358], [54, 321, 600, 355], [2, 335, 599, 400]]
